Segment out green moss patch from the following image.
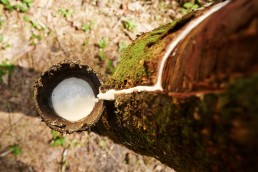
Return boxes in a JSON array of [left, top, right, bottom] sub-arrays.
[[107, 14, 194, 89]]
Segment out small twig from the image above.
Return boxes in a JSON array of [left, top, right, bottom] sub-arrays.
[[112, 15, 125, 30], [53, 26, 69, 57], [61, 148, 68, 172], [123, 29, 135, 41], [105, 147, 120, 164], [0, 149, 12, 157]]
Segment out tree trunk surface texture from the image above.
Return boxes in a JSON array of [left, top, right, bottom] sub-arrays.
[[93, 0, 258, 171]]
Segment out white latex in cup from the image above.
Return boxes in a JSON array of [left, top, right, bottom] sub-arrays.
[[51, 77, 98, 122]]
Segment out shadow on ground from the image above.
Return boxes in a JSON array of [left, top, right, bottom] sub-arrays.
[[0, 156, 35, 172], [0, 66, 39, 117]]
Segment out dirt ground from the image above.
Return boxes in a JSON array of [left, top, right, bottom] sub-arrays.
[[0, 0, 187, 171]]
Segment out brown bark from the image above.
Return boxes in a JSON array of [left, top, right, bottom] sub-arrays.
[[93, 0, 258, 171], [162, 0, 258, 92]]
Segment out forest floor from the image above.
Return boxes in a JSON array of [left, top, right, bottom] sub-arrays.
[[0, 0, 200, 171]]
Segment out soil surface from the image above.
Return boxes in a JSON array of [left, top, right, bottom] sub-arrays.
[[0, 0, 187, 171]]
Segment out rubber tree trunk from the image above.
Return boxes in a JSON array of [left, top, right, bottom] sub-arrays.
[[92, 0, 258, 171]]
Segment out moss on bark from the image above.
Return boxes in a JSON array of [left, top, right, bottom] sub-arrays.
[[105, 13, 194, 90]]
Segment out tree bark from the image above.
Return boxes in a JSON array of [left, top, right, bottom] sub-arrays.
[[93, 0, 258, 171]]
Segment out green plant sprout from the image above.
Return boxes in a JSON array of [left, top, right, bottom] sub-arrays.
[[0, 0, 13, 11], [30, 33, 42, 45], [50, 130, 66, 147], [0, 43, 11, 50], [98, 50, 105, 61], [183, 2, 199, 10], [82, 40, 89, 46], [0, 0, 33, 12], [8, 144, 22, 156], [14, 3, 29, 12], [181, 1, 201, 15], [0, 60, 15, 82], [98, 38, 107, 49], [23, 16, 46, 30], [22, 0, 33, 6], [58, 9, 73, 19], [123, 20, 136, 32], [23, 16, 48, 45], [50, 130, 82, 148], [98, 138, 107, 149], [82, 21, 94, 32], [0, 32, 11, 49]]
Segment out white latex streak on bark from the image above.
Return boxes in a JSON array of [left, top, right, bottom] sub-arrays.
[[97, 0, 231, 101]]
